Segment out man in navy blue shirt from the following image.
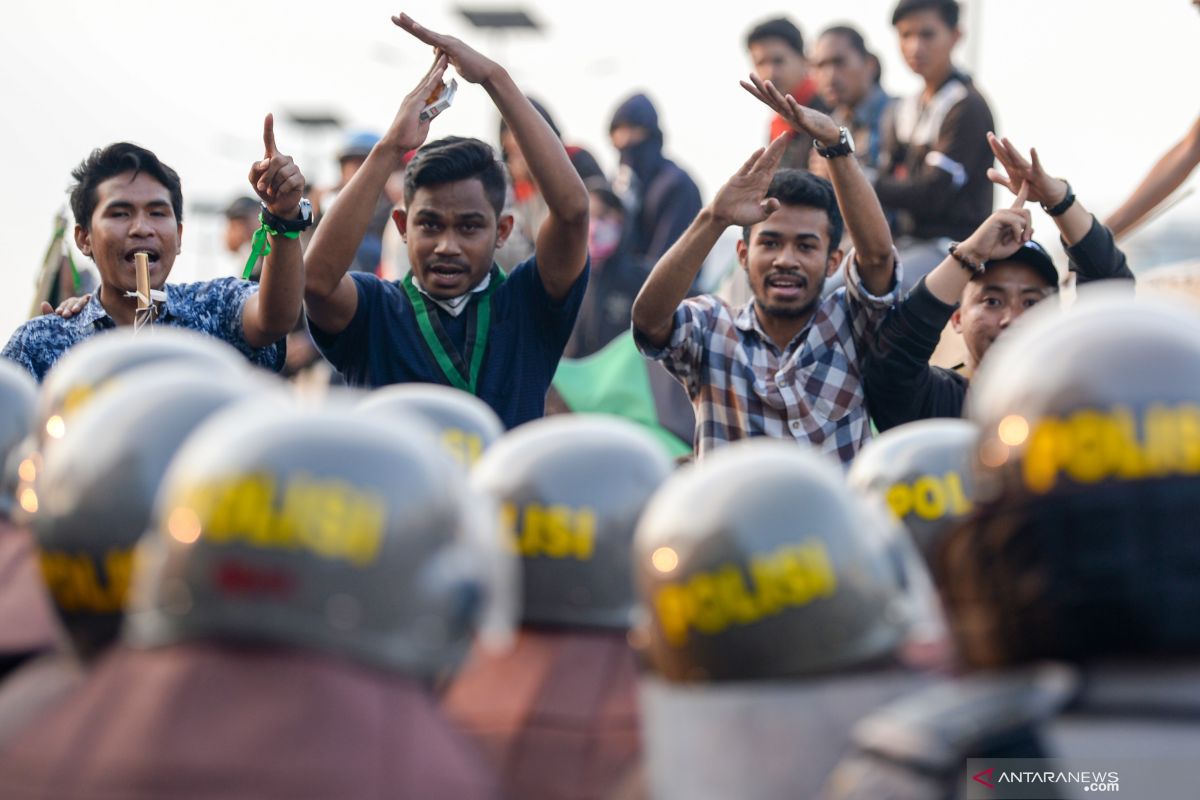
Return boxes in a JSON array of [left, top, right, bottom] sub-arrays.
[[304, 15, 590, 430], [3, 118, 307, 381]]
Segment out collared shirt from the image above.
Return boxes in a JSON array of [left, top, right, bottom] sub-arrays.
[[1, 277, 284, 381], [309, 256, 588, 430], [635, 253, 901, 464]]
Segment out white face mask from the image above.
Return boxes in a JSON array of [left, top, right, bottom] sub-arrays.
[[413, 271, 492, 317]]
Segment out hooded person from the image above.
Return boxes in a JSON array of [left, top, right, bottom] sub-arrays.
[[563, 181, 653, 359], [823, 287, 1200, 798], [0, 399, 511, 799], [443, 414, 675, 800], [609, 93, 703, 266], [633, 440, 947, 800], [0, 366, 269, 748]]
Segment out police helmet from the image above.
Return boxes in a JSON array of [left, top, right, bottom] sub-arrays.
[[30, 367, 264, 660], [471, 414, 674, 629], [848, 419, 978, 563], [125, 402, 513, 677], [634, 440, 936, 682], [0, 361, 36, 517], [35, 327, 249, 448], [358, 383, 504, 466], [942, 287, 1200, 667]]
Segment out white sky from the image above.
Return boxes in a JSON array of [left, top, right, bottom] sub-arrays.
[[3, 0, 1198, 340]]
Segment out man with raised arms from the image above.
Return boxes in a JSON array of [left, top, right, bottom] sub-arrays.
[[631, 76, 901, 463], [303, 14, 589, 429]]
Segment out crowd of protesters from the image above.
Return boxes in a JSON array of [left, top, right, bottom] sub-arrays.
[[1, 1, 1199, 798]]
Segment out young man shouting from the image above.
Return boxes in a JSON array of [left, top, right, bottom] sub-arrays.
[[631, 77, 901, 463], [303, 15, 589, 429], [3, 118, 307, 380]]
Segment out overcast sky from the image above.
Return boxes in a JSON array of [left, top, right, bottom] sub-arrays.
[[3, 0, 1198, 339]]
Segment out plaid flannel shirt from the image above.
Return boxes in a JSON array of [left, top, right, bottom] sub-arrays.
[[635, 252, 901, 463]]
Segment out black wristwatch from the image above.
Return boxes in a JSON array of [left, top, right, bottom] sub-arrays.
[[815, 126, 856, 159], [1041, 182, 1076, 217], [260, 198, 313, 234]]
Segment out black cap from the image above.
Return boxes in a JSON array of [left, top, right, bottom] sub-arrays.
[[985, 240, 1058, 289]]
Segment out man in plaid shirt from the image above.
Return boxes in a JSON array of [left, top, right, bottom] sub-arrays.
[[632, 76, 901, 463]]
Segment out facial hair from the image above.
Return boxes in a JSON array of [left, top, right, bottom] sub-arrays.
[[754, 270, 827, 319]]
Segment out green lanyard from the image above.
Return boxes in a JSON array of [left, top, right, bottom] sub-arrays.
[[401, 266, 507, 394]]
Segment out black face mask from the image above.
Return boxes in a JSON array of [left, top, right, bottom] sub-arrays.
[[618, 135, 665, 184]]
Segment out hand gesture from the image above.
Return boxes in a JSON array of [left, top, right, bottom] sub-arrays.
[[959, 183, 1034, 263], [393, 13, 499, 85], [711, 135, 790, 227], [381, 52, 449, 155], [249, 114, 305, 218], [986, 133, 1068, 208], [740, 74, 841, 147]]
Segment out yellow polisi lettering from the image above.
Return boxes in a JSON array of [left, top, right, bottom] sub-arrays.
[[1019, 404, 1200, 494], [652, 540, 837, 647], [176, 473, 386, 566], [885, 472, 972, 521], [503, 502, 597, 560], [39, 547, 135, 613], [441, 429, 484, 466]]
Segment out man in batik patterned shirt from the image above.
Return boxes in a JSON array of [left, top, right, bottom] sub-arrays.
[[3, 120, 306, 381]]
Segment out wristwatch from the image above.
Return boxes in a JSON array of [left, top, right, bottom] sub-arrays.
[[260, 198, 313, 235], [815, 126, 856, 159]]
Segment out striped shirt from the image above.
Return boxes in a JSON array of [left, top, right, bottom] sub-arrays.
[[635, 254, 901, 463]]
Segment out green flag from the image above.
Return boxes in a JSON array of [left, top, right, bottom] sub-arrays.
[[552, 332, 692, 459]]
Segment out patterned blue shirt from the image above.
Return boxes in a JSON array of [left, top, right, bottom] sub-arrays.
[[1, 277, 285, 381]]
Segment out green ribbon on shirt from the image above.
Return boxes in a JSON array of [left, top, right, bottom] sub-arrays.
[[401, 266, 507, 394]]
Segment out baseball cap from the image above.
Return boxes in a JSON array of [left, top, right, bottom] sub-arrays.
[[986, 240, 1059, 289]]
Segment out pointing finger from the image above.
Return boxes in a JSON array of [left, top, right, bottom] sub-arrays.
[[263, 113, 277, 158], [1011, 181, 1030, 210]]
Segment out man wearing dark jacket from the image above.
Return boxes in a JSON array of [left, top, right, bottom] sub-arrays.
[[864, 135, 1135, 432], [609, 93, 703, 266]]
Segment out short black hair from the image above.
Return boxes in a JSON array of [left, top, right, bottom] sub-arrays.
[[819, 25, 869, 58], [69, 143, 183, 231], [742, 169, 844, 255], [892, 0, 960, 28], [746, 17, 805, 56], [404, 136, 507, 217]]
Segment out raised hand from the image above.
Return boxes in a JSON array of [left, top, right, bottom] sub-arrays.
[[986, 132, 1068, 208], [393, 12, 499, 85], [380, 52, 449, 155], [959, 183, 1034, 263], [710, 134, 790, 227], [248, 114, 305, 217], [741, 74, 841, 146]]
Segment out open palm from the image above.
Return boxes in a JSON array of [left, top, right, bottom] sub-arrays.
[[712, 135, 789, 226]]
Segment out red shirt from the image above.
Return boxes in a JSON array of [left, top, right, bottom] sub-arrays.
[[769, 76, 820, 141]]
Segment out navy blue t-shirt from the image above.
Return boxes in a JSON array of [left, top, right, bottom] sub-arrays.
[[309, 255, 588, 429]]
